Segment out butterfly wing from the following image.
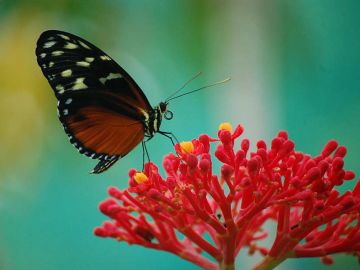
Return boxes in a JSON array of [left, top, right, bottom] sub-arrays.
[[58, 90, 146, 172], [36, 30, 152, 173]]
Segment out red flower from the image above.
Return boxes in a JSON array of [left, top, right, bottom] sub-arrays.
[[95, 123, 360, 270]]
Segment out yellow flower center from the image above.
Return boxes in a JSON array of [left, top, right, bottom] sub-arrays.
[[218, 122, 233, 132], [134, 172, 149, 184], [180, 141, 194, 154]]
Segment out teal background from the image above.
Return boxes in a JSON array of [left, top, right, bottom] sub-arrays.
[[1, 1, 359, 269]]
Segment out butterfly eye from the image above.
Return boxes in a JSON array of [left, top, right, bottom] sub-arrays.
[[159, 101, 167, 112], [164, 110, 173, 120]]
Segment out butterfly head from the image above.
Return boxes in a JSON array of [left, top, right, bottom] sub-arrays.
[[159, 101, 173, 120]]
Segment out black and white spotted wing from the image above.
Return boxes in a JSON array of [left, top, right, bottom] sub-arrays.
[[36, 30, 154, 173]]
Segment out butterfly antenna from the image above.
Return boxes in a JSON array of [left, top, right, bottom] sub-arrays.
[[165, 72, 203, 102], [166, 77, 231, 102]]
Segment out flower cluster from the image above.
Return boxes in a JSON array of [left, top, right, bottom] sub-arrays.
[[95, 123, 360, 270]]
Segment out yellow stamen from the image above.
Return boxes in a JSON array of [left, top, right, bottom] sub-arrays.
[[218, 122, 232, 132], [180, 141, 194, 154], [134, 172, 149, 184]]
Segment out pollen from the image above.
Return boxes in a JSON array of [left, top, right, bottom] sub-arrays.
[[134, 172, 149, 184], [218, 122, 232, 132], [179, 141, 194, 154]]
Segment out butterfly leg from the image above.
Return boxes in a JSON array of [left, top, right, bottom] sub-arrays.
[[158, 131, 183, 160], [158, 131, 179, 146], [142, 140, 151, 171]]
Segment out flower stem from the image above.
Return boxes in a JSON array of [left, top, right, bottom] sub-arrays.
[[220, 262, 235, 270], [252, 255, 286, 270]]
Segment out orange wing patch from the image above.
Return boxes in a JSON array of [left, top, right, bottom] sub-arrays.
[[66, 106, 144, 157]]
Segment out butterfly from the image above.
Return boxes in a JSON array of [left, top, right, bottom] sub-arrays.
[[36, 30, 229, 174], [36, 30, 180, 173]]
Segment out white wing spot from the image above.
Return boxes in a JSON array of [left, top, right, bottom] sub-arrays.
[[49, 62, 54, 67], [79, 41, 91, 49], [64, 42, 78, 49], [52, 51, 64, 56], [63, 109, 69, 116], [76, 61, 90, 67], [99, 73, 122, 85], [43, 41, 56, 48], [85, 57, 94, 63], [100, 55, 111, 61], [61, 69, 72, 77], [72, 77, 87, 90], [65, 98, 72, 104], [40, 53, 46, 58], [56, 85, 65, 93], [42, 64, 46, 69], [58, 34, 70, 40]]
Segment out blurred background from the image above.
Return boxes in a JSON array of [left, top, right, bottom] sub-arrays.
[[1, 1, 359, 269]]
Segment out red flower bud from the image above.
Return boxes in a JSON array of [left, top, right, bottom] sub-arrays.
[[278, 130, 288, 140], [241, 138, 250, 153], [247, 158, 259, 174], [257, 140, 267, 149], [271, 137, 283, 151], [334, 146, 347, 158], [199, 158, 211, 173], [221, 164, 234, 179], [304, 167, 321, 183], [321, 256, 334, 265], [232, 124, 245, 139], [218, 129, 232, 145], [344, 170, 355, 180], [332, 157, 344, 171], [186, 154, 198, 169], [278, 140, 295, 158], [322, 140, 338, 157]]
